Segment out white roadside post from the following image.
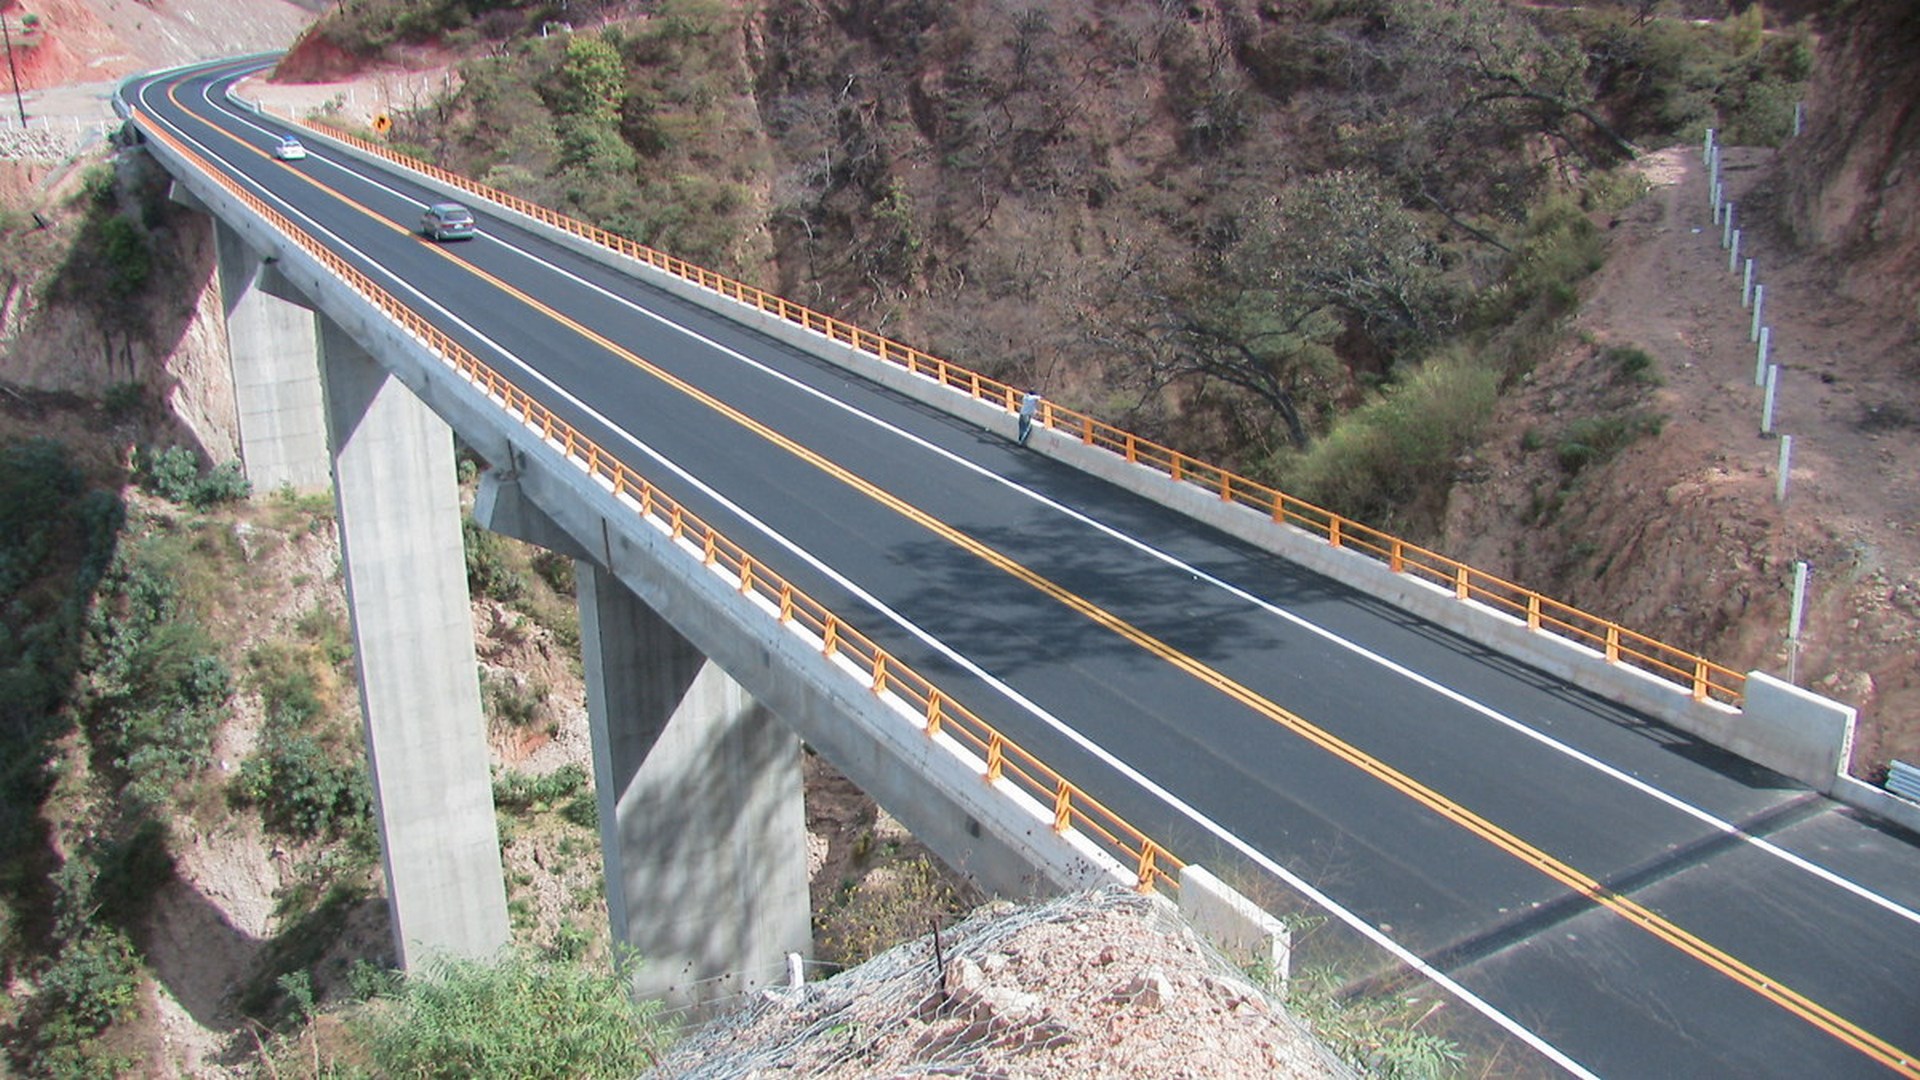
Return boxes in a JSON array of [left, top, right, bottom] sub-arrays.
[[1762, 364, 1780, 435], [1776, 435, 1793, 504], [1751, 284, 1765, 342], [1787, 561, 1810, 685], [1743, 258, 1755, 307], [1756, 326, 1771, 386]]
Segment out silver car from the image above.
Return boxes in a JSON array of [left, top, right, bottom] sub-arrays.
[[421, 202, 477, 241]]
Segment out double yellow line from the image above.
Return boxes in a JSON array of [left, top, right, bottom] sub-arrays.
[[255, 117, 1914, 1075]]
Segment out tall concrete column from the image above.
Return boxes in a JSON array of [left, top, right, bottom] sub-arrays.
[[215, 221, 331, 492], [578, 561, 810, 1007], [319, 317, 509, 968]]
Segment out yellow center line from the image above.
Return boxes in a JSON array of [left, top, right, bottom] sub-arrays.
[[258, 121, 1915, 1075]]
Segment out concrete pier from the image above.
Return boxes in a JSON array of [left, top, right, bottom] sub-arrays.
[[215, 221, 330, 491], [577, 561, 810, 1007], [319, 317, 509, 968]]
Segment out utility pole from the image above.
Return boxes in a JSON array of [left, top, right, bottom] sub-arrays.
[[1, 11, 25, 128]]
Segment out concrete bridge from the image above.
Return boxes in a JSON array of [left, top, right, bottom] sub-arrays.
[[119, 56, 1920, 1078]]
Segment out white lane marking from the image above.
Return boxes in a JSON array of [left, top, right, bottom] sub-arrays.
[[151, 70, 1600, 1078]]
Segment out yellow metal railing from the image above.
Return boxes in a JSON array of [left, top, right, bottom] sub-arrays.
[[138, 109, 1180, 896], [288, 117, 1746, 709]]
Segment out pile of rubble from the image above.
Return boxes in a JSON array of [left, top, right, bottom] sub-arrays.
[[649, 887, 1350, 1079]]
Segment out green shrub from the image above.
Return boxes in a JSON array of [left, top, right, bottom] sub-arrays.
[[493, 764, 588, 814], [1490, 197, 1605, 325], [1581, 168, 1650, 215], [81, 549, 233, 806], [234, 707, 372, 840], [133, 446, 251, 508], [464, 518, 526, 601], [101, 382, 146, 420], [97, 217, 151, 298], [351, 947, 667, 1078], [1271, 354, 1500, 530], [1605, 344, 1660, 385], [561, 791, 599, 831], [39, 927, 142, 1034], [1555, 411, 1665, 474], [79, 165, 115, 207]]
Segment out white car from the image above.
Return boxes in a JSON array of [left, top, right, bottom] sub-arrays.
[[272, 136, 308, 161]]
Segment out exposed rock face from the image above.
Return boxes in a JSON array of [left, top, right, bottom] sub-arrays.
[[1776, 0, 1920, 314]]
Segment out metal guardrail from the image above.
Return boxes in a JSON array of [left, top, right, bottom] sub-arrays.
[[133, 109, 1181, 896], [286, 115, 1747, 710], [1889, 761, 1920, 803]]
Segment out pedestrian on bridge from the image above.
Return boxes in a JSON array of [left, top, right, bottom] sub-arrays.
[[1018, 390, 1042, 446]]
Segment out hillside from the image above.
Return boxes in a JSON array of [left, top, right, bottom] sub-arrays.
[[3, 0, 1919, 1075]]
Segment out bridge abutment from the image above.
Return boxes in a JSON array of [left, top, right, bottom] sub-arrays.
[[319, 317, 510, 968]]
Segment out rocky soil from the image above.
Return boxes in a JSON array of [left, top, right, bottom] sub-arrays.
[[1442, 141, 1920, 773], [651, 888, 1350, 1079]]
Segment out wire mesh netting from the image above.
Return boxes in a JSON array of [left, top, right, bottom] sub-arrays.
[[646, 887, 1354, 1079]]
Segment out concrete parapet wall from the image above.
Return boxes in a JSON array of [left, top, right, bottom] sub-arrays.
[[1830, 776, 1920, 837], [1738, 672, 1857, 796], [1178, 865, 1290, 985]]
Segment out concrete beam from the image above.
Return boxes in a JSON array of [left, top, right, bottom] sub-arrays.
[[578, 563, 810, 1008], [473, 467, 591, 562], [215, 220, 331, 492], [319, 316, 508, 968]]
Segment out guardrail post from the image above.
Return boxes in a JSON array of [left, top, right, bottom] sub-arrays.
[[1136, 845, 1160, 894], [985, 734, 1005, 783], [1454, 566, 1469, 600], [926, 693, 945, 736], [1082, 416, 1095, 445], [1527, 594, 1541, 631], [1329, 517, 1342, 548], [1053, 784, 1073, 833], [1693, 659, 1710, 702], [1605, 625, 1621, 663], [1390, 539, 1404, 573]]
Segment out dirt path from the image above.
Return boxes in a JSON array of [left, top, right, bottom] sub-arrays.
[[1450, 141, 1920, 773]]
